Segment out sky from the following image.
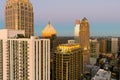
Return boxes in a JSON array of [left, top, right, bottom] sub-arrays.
[[0, 0, 120, 36]]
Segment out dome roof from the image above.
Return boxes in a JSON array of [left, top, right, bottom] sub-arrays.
[[42, 22, 57, 37], [82, 17, 88, 22]]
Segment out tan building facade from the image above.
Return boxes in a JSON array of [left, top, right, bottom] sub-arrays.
[[5, 0, 34, 38], [53, 44, 83, 80], [79, 17, 90, 64], [99, 39, 107, 54]]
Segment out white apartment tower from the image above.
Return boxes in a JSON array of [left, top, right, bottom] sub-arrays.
[[0, 29, 50, 80]]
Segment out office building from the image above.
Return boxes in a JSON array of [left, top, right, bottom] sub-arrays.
[[99, 39, 107, 54], [90, 39, 100, 58], [42, 22, 57, 80], [5, 0, 34, 38], [90, 39, 100, 64], [118, 38, 120, 51], [79, 17, 90, 64], [74, 20, 80, 43], [68, 40, 75, 44], [0, 29, 50, 80], [53, 44, 83, 80], [42, 21, 57, 51], [106, 39, 111, 53], [98, 37, 118, 55], [111, 38, 118, 54]]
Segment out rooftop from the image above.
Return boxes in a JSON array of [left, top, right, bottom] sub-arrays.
[[42, 21, 57, 37], [82, 17, 88, 22], [91, 69, 111, 80], [57, 44, 80, 54]]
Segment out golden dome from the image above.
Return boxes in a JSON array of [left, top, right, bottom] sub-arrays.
[[42, 22, 57, 37]]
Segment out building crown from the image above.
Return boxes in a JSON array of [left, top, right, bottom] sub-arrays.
[[42, 21, 57, 37], [82, 17, 88, 22]]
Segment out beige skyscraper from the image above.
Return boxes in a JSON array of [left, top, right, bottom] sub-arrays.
[[5, 0, 34, 38], [79, 17, 90, 64]]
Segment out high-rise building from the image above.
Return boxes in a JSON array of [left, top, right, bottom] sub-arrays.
[[42, 22, 57, 80], [98, 38, 111, 54], [90, 39, 100, 64], [111, 38, 118, 54], [79, 17, 90, 64], [98, 37, 118, 55], [106, 39, 111, 53], [90, 39, 100, 58], [118, 38, 120, 51], [42, 21, 57, 51], [5, 0, 34, 38], [53, 44, 83, 80], [74, 20, 80, 43], [0, 29, 50, 80], [0, 40, 3, 80]]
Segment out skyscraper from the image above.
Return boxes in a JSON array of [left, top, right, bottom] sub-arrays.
[[0, 40, 3, 80], [79, 17, 90, 64], [53, 44, 83, 80], [111, 38, 118, 54], [42, 22, 57, 80], [74, 20, 81, 43], [90, 39, 100, 64], [5, 0, 34, 38]]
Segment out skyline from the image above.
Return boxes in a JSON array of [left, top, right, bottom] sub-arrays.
[[0, 0, 120, 36]]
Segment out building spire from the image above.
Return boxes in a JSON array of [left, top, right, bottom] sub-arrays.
[[48, 21, 50, 25], [42, 22, 57, 37]]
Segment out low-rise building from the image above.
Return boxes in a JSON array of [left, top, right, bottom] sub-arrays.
[[91, 69, 111, 80]]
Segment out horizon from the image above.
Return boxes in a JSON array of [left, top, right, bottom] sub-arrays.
[[0, 0, 120, 36]]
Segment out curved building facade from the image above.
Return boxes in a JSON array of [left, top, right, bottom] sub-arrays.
[[5, 0, 34, 38]]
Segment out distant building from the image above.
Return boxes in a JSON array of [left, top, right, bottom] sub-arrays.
[[90, 66, 100, 78], [99, 39, 107, 54], [68, 40, 75, 44], [98, 37, 118, 55], [79, 17, 90, 64], [0, 29, 50, 80], [5, 0, 34, 38], [91, 69, 111, 80], [53, 44, 83, 80], [74, 20, 80, 43], [90, 39, 100, 64], [106, 39, 111, 53], [111, 38, 118, 54], [90, 39, 100, 58], [118, 38, 120, 51], [55, 37, 74, 45]]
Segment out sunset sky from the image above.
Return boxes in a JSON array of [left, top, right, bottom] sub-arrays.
[[0, 0, 120, 36]]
